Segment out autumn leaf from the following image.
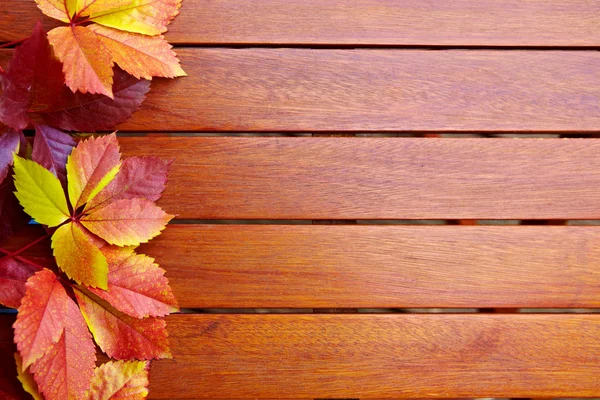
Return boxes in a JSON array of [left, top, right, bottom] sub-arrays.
[[30, 297, 96, 400], [12, 156, 70, 227], [52, 222, 109, 289], [0, 257, 40, 309], [81, 198, 173, 246], [75, 288, 171, 360], [38, 68, 150, 132], [88, 246, 178, 318], [0, 128, 21, 182], [0, 22, 65, 130], [14, 353, 43, 400], [67, 133, 121, 210], [88, 0, 182, 36], [48, 26, 115, 98], [87, 156, 171, 211], [13, 269, 69, 369], [0, 177, 30, 246], [34, 0, 72, 23], [31, 124, 76, 187], [86, 360, 149, 400], [88, 25, 185, 80]]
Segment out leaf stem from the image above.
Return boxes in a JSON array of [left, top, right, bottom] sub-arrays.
[[0, 37, 28, 49], [0, 248, 46, 271], [0, 233, 51, 259]]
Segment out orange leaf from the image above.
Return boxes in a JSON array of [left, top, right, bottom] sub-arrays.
[[48, 26, 115, 98], [86, 360, 149, 400], [74, 288, 171, 360], [66, 133, 121, 210], [88, 25, 185, 80], [13, 269, 69, 369], [30, 297, 96, 400], [89, 246, 178, 318], [81, 198, 173, 246], [34, 0, 71, 23]]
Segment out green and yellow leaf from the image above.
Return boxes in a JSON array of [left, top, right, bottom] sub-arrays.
[[12, 156, 69, 227], [51, 223, 109, 289]]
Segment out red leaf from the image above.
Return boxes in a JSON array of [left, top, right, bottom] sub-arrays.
[[0, 22, 65, 130], [0, 128, 21, 183], [30, 297, 96, 400], [0, 177, 30, 246], [31, 124, 76, 187], [88, 156, 171, 211], [0, 257, 39, 309], [13, 269, 69, 369], [38, 68, 150, 132], [75, 288, 171, 360], [88, 247, 178, 318]]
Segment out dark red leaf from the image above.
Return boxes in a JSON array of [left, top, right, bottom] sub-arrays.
[[88, 156, 171, 211], [0, 315, 28, 400], [0, 21, 65, 130], [0, 257, 40, 309], [0, 128, 21, 183], [38, 68, 150, 132], [0, 177, 29, 246], [31, 124, 75, 187]]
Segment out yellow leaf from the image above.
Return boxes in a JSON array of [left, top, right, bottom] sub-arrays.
[[78, 0, 133, 17], [12, 156, 70, 227], [34, 0, 71, 23], [48, 26, 115, 98], [90, 0, 182, 36], [89, 25, 186, 79], [15, 353, 43, 400], [86, 360, 149, 400], [52, 222, 109, 289]]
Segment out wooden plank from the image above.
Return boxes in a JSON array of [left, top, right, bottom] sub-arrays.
[[146, 314, 600, 398], [1, 0, 599, 46], [137, 225, 600, 309], [3, 49, 600, 132], [116, 137, 600, 220]]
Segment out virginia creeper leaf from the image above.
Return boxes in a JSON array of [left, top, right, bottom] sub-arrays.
[[86, 360, 149, 400], [31, 124, 76, 187], [90, 0, 182, 36], [13, 269, 69, 369], [0, 176, 29, 246], [0, 22, 66, 130], [51, 222, 109, 289], [66, 133, 121, 210], [15, 353, 43, 400], [78, 0, 135, 17], [0, 257, 39, 309], [87, 156, 171, 211], [38, 68, 150, 132], [48, 26, 115, 98], [12, 156, 70, 227], [30, 298, 96, 400], [0, 128, 21, 183], [34, 0, 72, 23], [74, 288, 171, 360], [81, 198, 173, 246], [88, 25, 185, 79], [89, 247, 178, 318]]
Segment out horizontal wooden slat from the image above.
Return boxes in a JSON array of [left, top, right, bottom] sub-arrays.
[[136, 225, 600, 309], [1, 0, 599, 46], [2, 49, 600, 132], [116, 137, 600, 219], [145, 314, 600, 398]]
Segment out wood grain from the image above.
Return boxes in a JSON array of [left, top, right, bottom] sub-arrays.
[[3, 49, 600, 132], [145, 314, 600, 398], [116, 137, 600, 220], [1, 0, 599, 46], [136, 224, 600, 309]]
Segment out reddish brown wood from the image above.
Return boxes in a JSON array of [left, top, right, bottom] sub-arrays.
[[144, 314, 600, 398], [3, 49, 600, 132], [136, 224, 600, 309], [1, 0, 599, 46], [115, 137, 600, 220]]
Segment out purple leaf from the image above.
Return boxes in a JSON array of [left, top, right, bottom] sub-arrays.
[[0, 128, 20, 183], [0, 257, 39, 309], [0, 177, 29, 246], [31, 124, 75, 187]]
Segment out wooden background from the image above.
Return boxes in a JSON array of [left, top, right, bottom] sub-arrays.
[[1, 0, 600, 399]]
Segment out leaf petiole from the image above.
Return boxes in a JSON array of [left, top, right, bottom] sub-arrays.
[[0, 233, 50, 259], [0, 248, 46, 271]]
